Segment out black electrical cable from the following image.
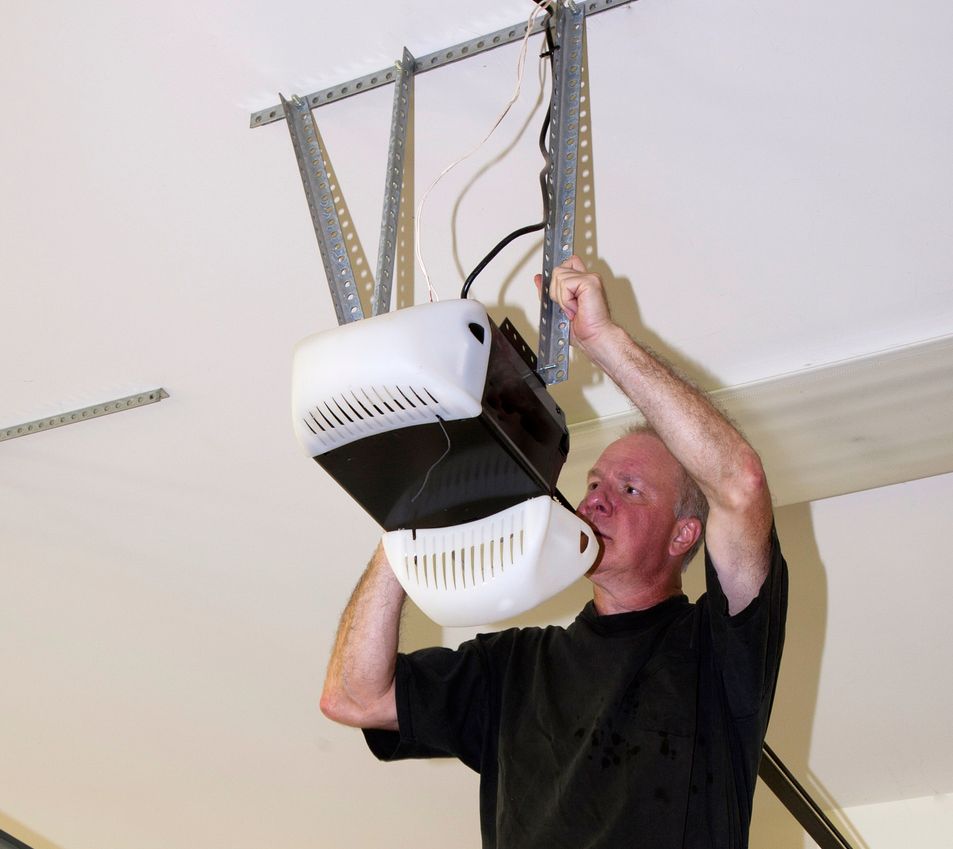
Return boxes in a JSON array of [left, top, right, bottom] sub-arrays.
[[460, 109, 552, 298], [461, 9, 557, 299]]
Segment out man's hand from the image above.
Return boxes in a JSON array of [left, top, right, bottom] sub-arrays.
[[535, 255, 614, 350]]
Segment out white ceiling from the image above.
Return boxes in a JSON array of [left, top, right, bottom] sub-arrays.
[[2, 1, 952, 847]]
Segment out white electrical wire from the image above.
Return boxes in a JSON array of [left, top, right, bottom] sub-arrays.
[[414, 0, 556, 302]]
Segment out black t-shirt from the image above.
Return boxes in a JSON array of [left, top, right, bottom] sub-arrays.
[[365, 529, 788, 849]]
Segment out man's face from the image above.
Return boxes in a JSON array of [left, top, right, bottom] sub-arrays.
[[577, 433, 685, 583]]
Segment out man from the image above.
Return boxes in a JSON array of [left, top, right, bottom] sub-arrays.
[[320, 256, 788, 848]]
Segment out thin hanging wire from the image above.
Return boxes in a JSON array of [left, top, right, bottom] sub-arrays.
[[413, 0, 556, 303], [462, 14, 557, 299]]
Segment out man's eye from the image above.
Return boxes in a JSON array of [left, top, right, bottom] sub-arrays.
[[624, 485, 639, 495]]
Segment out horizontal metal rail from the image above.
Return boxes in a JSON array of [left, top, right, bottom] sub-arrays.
[[249, 0, 637, 129], [1, 389, 169, 442]]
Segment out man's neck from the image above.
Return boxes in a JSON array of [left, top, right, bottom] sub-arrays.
[[590, 582, 682, 616]]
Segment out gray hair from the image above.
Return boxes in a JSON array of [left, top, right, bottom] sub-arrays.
[[623, 423, 709, 567]]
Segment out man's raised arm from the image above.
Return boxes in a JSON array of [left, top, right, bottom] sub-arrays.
[[320, 544, 405, 730], [546, 256, 774, 614]]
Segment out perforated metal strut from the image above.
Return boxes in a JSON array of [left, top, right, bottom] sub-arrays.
[[537, 1, 585, 384], [281, 94, 364, 325], [373, 48, 414, 316], [0, 389, 168, 442]]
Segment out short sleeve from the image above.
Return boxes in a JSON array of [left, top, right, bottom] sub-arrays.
[[702, 525, 788, 720], [362, 641, 490, 773]]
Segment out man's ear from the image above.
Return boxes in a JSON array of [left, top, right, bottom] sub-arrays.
[[670, 517, 702, 557]]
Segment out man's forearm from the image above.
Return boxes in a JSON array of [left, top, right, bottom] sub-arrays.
[[320, 544, 405, 730], [545, 256, 764, 512]]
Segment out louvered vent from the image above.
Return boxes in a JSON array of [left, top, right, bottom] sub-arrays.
[[301, 385, 449, 453], [400, 526, 526, 592], [293, 299, 492, 457]]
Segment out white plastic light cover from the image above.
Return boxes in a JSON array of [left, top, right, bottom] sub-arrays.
[[382, 496, 598, 626], [292, 300, 492, 457]]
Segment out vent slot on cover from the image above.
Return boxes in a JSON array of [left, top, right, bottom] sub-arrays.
[[302, 384, 440, 442], [404, 528, 526, 591]]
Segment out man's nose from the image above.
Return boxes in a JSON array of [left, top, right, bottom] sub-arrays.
[[579, 487, 611, 516]]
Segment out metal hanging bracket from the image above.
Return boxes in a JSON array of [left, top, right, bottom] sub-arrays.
[[270, 3, 586, 382], [280, 48, 415, 325]]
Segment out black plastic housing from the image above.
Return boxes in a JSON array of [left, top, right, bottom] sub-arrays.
[[315, 318, 570, 530]]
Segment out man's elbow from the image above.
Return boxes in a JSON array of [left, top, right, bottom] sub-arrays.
[[320, 686, 363, 727], [726, 448, 771, 515], [319, 687, 349, 725], [319, 682, 397, 730]]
